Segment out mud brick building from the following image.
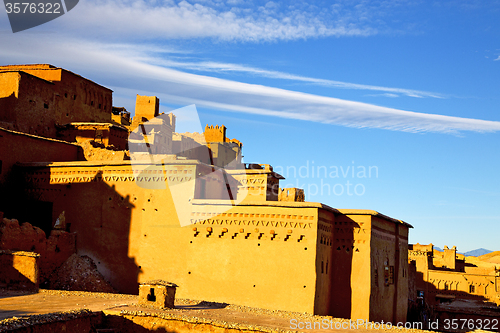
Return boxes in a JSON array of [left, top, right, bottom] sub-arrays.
[[0, 64, 412, 322]]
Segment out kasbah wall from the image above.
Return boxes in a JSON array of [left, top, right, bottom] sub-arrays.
[[409, 244, 500, 306], [1, 64, 412, 323]]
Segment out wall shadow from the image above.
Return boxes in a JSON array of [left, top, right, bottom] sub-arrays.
[[407, 265, 497, 331], [6, 168, 140, 295], [0, 167, 53, 236], [329, 216, 355, 318]]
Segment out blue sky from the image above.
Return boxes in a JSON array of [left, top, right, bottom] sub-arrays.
[[1, 0, 499, 251]]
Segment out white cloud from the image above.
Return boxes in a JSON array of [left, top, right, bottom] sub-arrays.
[[494, 56, 500, 61], [1, 35, 499, 135], [365, 93, 400, 98], [49, 0, 374, 42], [151, 59, 444, 98]]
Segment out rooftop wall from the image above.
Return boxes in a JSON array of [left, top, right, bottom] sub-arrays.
[[0, 127, 82, 184], [0, 66, 113, 139]]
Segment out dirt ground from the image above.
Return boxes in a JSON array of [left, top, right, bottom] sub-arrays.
[[0, 289, 435, 333]]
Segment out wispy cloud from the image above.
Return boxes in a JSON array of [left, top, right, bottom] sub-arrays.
[[49, 0, 375, 42], [1, 35, 499, 135], [148, 59, 445, 98], [365, 93, 400, 98], [495, 56, 500, 61]]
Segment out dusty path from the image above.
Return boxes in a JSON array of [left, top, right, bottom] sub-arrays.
[[0, 289, 135, 320], [0, 289, 431, 333]]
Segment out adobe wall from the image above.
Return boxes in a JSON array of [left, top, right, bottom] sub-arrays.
[[0, 127, 82, 182], [183, 201, 322, 314], [369, 216, 409, 323], [315, 208, 335, 315], [1, 65, 113, 121], [331, 213, 370, 320], [17, 159, 410, 317], [408, 244, 433, 272], [19, 161, 226, 294], [57, 123, 128, 150], [332, 211, 410, 323], [0, 71, 57, 137], [172, 134, 213, 164], [426, 269, 497, 304], [0, 218, 76, 283], [132, 95, 159, 126], [228, 166, 283, 202], [0, 250, 39, 290], [0, 67, 112, 139], [0, 72, 19, 124], [208, 142, 240, 168], [57, 69, 113, 124], [204, 125, 226, 143], [279, 188, 305, 202], [16, 160, 335, 314], [408, 243, 500, 306]]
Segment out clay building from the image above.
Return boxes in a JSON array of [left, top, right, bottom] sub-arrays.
[[408, 244, 500, 306], [0, 64, 413, 323], [0, 64, 114, 139]]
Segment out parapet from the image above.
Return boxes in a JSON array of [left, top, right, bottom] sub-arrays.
[[204, 124, 226, 143], [409, 243, 434, 253], [279, 188, 305, 202]]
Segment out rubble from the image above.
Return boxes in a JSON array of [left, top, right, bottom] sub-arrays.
[[44, 254, 116, 293]]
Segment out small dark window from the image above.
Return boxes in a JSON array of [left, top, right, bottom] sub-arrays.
[[44, 103, 49, 109], [147, 288, 156, 302], [0, 160, 3, 174], [64, 93, 68, 98], [73, 95, 77, 100], [91, 101, 94, 106], [98, 103, 101, 109], [469, 285, 475, 293]]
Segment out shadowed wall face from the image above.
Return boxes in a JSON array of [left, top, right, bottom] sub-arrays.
[[0, 65, 113, 139], [0, 251, 39, 290]]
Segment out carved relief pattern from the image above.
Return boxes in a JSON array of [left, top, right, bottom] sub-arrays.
[[22, 167, 212, 185], [189, 211, 314, 242]]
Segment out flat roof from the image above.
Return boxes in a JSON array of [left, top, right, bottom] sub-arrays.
[[0, 64, 112, 92], [0, 69, 55, 85], [337, 209, 413, 228], [192, 199, 340, 214], [227, 168, 285, 179]]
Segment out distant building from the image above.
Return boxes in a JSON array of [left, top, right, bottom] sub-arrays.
[[408, 243, 500, 305]]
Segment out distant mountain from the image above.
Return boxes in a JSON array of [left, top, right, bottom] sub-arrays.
[[434, 246, 443, 252], [464, 248, 492, 257]]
